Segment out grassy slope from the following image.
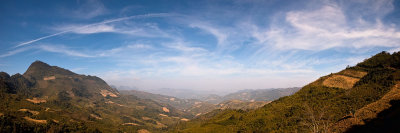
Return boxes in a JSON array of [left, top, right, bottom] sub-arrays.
[[174, 51, 400, 133]]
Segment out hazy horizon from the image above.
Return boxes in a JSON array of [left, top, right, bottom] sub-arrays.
[[1, 0, 400, 91]]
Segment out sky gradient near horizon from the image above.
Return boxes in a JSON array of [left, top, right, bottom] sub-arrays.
[[1, 0, 400, 92]]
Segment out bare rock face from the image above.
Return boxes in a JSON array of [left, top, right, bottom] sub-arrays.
[[26, 98, 47, 104], [100, 89, 119, 97], [163, 107, 170, 112]]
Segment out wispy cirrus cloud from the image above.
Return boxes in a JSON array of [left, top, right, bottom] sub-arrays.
[[163, 41, 208, 53], [52, 22, 173, 38], [38, 44, 95, 58], [98, 44, 154, 57], [15, 31, 70, 48], [0, 47, 32, 58], [39, 43, 156, 58], [1, 44, 94, 58], [16, 13, 175, 47], [252, 1, 400, 51], [53, 24, 117, 34], [62, 0, 108, 19], [189, 23, 227, 46]]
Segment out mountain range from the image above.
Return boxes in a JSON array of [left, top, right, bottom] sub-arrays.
[[0, 61, 189, 132], [1, 51, 399, 132], [0, 60, 298, 132], [118, 86, 228, 100], [199, 87, 300, 104], [119, 87, 300, 117]]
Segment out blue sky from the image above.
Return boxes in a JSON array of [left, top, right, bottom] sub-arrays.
[[1, 0, 400, 92]]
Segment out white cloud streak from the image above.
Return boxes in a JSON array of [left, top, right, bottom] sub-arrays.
[[98, 44, 153, 57], [190, 23, 227, 46], [71, 0, 108, 19], [2, 43, 158, 58], [0, 47, 32, 58], [16, 13, 174, 47], [55, 24, 117, 34], [16, 31, 70, 48], [52, 22, 172, 38], [254, 1, 400, 51], [163, 41, 208, 53], [38, 45, 95, 57]]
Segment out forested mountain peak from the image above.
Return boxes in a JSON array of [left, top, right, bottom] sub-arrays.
[[24, 60, 76, 80]]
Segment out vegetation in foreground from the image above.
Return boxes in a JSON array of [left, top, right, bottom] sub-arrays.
[[173, 51, 400, 133]]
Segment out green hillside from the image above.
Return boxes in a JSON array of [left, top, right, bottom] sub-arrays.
[[0, 61, 190, 133], [173, 51, 400, 133]]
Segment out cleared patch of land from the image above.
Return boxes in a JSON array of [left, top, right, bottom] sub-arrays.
[[23, 117, 47, 124], [122, 123, 139, 126], [18, 109, 39, 115], [105, 101, 124, 106], [323, 75, 360, 89], [162, 107, 170, 112], [43, 76, 56, 80], [181, 118, 189, 121], [100, 90, 118, 97], [90, 114, 102, 120], [26, 98, 47, 104], [137, 129, 151, 133], [340, 69, 367, 78]]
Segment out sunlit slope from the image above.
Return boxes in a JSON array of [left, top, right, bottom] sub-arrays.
[[174, 51, 400, 133]]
